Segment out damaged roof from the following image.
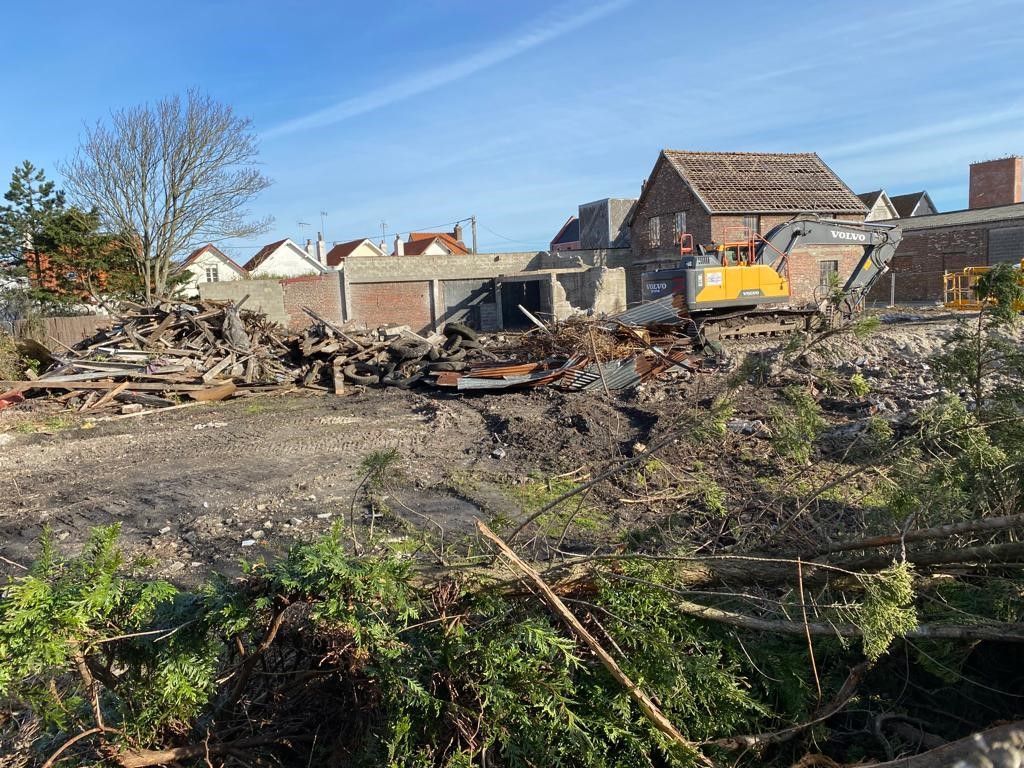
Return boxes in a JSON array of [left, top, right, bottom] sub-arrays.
[[659, 150, 867, 214]]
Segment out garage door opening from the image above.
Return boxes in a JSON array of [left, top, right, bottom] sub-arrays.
[[499, 279, 544, 330]]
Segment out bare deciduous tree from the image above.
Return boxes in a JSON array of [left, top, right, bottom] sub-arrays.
[[62, 91, 271, 301]]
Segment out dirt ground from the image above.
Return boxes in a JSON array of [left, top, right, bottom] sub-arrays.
[[0, 308, 993, 583]]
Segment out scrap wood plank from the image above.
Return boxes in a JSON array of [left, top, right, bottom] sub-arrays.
[[90, 381, 130, 410], [0, 380, 215, 392], [301, 306, 366, 350], [186, 381, 237, 402], [476, 521, 709, 765]]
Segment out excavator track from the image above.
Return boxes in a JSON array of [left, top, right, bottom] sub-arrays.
[[691, 308, 819, 341]]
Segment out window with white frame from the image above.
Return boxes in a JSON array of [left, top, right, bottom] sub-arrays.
[[205, 265, 219, 283], [649, 216, 660, 247]]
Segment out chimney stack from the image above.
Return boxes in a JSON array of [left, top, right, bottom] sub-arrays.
[[453, 223, 464, 244], [379, 240, 387, 252], [969, 156, 1023, 209], [305, 238, 314, 257], [393, 234, 405, 257], [316, 231, 327, 265]]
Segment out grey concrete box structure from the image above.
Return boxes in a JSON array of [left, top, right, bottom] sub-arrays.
[[579, 198, 637, 249]]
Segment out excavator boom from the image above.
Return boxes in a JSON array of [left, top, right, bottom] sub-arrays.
[[640, 215, 903, 332]]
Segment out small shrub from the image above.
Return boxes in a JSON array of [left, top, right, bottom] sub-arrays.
[[768, 386, 826, 464], [849, 372, 870, 397]]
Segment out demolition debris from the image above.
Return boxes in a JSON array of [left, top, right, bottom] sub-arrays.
[[0, 301, 716, 413]]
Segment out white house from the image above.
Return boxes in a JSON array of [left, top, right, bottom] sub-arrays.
[[175, 244, 248, 298], [857, 190, 900, 221], [243, 238, 327, 278], [325, 238, 387, 267]]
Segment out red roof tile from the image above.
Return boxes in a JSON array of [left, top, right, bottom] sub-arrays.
[[325, 238, 382, 266]]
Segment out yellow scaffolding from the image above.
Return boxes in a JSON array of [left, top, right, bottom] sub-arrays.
[[943, 261, 1024, 311]]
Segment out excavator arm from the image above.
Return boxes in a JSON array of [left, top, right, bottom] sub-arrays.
[[757, 215, 903, 312]]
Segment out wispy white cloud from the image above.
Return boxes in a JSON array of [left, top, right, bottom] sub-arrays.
[[821, 103, 1024, 160], [262, 0, 631, 140]]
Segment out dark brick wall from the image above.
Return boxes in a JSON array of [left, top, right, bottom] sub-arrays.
[[970, 157, 1023, 209], [348, 280, 435, 335], [279, 271, 344, 330], [872, 226, 988, 302]]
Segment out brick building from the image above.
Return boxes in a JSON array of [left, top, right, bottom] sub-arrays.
[[876, 157, 1024, 303], [875, 203, 1024, 302], [969, 157, 1022, 209], [626, 150, 868, 304]]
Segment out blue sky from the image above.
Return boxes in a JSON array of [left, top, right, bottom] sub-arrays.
[[1, 0, 1021, 260]]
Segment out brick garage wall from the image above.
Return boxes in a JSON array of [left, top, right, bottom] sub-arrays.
[[872, 226, 988, 302], [348, 281, 434, 335], [279, 271, 343, 330]]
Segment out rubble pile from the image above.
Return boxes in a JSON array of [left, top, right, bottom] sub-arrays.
[[291, 314, 501, 392], [0, 301, 720, 413], [0, 301, 295, 413]]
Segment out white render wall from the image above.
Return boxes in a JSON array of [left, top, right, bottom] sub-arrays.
[[179, 250, 245, 298], [249, 242, 325, 278]]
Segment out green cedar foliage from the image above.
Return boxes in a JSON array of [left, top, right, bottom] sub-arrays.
[[0, 161, 65, 276]]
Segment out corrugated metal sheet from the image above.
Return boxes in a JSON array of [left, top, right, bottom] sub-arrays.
[[611, 296, 683, 327]]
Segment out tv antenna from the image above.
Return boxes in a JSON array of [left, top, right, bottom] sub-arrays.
[[320, 211, 328, 241], [297, 220, 310, 235]]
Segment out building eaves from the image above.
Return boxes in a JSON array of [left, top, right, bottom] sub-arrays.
[[895, 202, 1024, 231]]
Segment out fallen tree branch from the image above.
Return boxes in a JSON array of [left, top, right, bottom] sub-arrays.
[[669, 594, 1024, 642], [114, 735, 302, 768], [812, 512, 1024, 557], [808, 719, 1024, 768], [476, 520, 710, 765], [842, 540, 1024, 572], [41, 727, 104, 768], [709, 661, 869, 750]]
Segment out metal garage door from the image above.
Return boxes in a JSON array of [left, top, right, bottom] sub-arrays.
[[442, 279, 494, 329]]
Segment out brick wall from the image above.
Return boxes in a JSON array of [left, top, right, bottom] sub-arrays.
[[871, 226, 988, 302], [348, 281, 435, 335], [279, 271, 343, 330], [970, 157, 1023, 209]]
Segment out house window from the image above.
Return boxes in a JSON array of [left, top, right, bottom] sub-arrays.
[[205, 265, 219, 283], [819, 260, 839, 287], [649, 216, 660, 247], [742, 215, 760, 237], [673, 212, 687, 241]]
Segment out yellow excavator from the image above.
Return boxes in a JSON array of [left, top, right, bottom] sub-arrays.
[[631, 214, 903, 339]]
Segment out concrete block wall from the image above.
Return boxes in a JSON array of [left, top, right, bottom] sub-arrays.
[[199, 279, 289, 326], [554, 267, 627, 317], [199, 272, 343, 330]]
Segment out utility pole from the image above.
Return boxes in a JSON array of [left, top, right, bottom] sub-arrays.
[[471, 215, 478, 254]]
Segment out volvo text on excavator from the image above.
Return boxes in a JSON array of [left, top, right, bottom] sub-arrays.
[[635, 214, 903, 340]]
